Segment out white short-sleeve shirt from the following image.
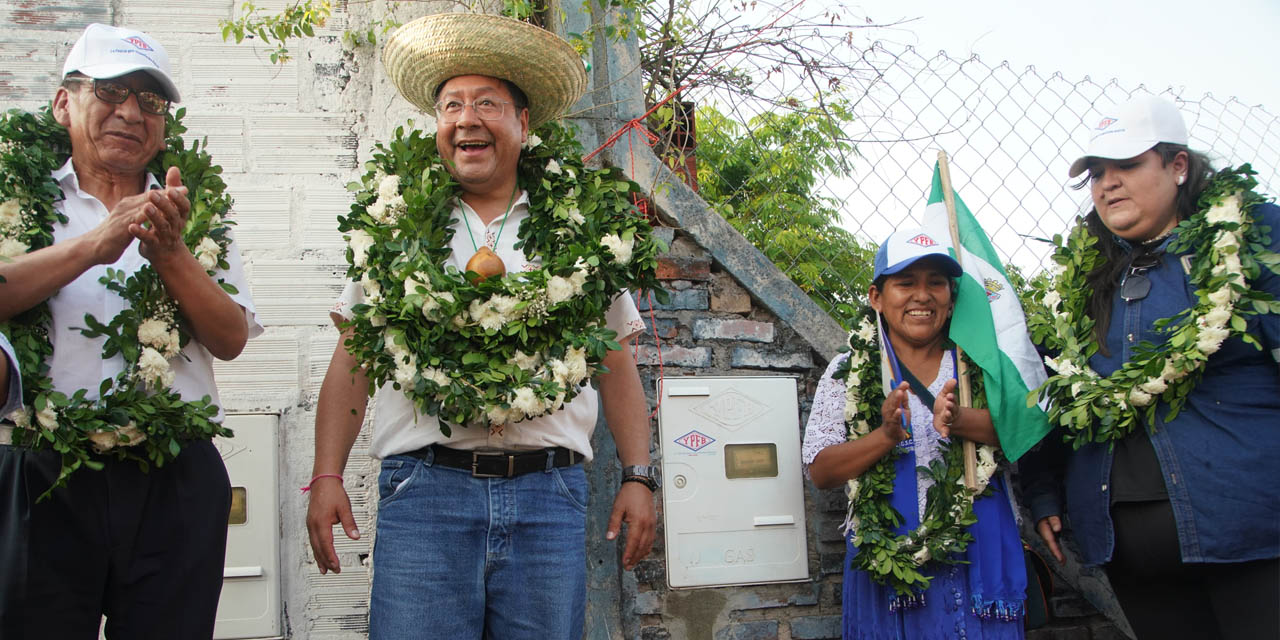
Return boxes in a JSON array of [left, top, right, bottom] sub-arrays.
[[45, 159, 263, 421], [332, 192, 645, 461]]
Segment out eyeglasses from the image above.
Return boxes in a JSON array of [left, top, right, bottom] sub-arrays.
[[433, 98, 512, 123], [1120, 250, 1164, 302], [65, 77, 170, 116]]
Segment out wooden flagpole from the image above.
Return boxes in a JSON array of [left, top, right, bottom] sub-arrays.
[[937, 151, 979, 491]]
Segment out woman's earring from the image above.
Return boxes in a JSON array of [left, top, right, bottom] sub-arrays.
[[1176, 175, 1186, 186]]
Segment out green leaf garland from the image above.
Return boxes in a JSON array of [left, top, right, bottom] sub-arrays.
[[0, 106, 236, 495], [338, 122, 667, 434], [1025, 166, 1279, 447], [837, 312, 1001, 596]]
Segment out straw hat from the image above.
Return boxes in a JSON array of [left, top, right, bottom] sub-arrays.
[[382, 13, 588, 129]]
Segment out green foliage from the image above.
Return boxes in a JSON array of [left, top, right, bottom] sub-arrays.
[[692, 102, 874, 328], [338, 121, 666, 433], [220, 0, 332, 64], [1025, 166, 1279, 448]]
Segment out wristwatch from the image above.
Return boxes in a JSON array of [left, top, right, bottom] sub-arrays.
[[621, 464, 661, 491]]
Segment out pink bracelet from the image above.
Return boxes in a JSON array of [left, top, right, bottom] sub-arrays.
[[300, 473, 344, 494]]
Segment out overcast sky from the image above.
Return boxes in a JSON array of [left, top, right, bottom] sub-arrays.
[[851, 0, 1280, 111]]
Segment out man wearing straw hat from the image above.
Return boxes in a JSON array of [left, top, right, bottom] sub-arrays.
[[307, 13, 659, 638]]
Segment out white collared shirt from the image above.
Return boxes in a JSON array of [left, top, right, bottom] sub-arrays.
[[45, 159, 262, 420], [333, 192, 645, 460]]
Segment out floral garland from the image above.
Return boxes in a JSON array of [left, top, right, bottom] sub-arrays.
[[836, 312, 1002, 597], [0, 106, 237, 493], [1026, 166, 1279, 448], [339, 122, 665, 433]]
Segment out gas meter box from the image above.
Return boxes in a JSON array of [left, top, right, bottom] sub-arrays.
[[658, 376, 809, 588]]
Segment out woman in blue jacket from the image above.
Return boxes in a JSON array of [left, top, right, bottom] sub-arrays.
[[1023, 95, 1280, 639]]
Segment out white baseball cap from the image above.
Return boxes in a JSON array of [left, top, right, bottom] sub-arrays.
[[62, 23, 180, 102], [1067, 95, 1187, 178], [873, 227, 962, 282]]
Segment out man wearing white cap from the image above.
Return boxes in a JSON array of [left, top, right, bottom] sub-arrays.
[[0, 23, 260, 639], [306, 13, 659, 639]]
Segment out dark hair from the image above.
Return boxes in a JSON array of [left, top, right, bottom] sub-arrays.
[[1076, 143, 1215, 352], [432, 77, 529, 112]]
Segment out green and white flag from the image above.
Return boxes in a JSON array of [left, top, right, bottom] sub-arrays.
[[923, 163, 1050, 460]]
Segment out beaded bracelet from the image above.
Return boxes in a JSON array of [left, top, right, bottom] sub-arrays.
[[300, 473, 344, 494]]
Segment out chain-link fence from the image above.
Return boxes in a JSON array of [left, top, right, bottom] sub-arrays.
[[676, 39, 1280, 324]]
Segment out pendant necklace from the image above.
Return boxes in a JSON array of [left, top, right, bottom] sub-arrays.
[[461, 184, 518, 283]]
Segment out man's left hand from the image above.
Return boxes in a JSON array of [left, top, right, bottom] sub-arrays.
[[133, 166, 191, 263], [606, 481, 656, 570]]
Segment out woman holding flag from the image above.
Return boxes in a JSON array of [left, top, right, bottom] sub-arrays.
[[1023, 95, 1280, 639], [802, 225, 1027, 639]]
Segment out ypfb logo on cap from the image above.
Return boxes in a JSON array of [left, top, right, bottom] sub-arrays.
[[1095, 117, 1117, 131], [907, 233, 938, 247], [121, 36, 154, 51]]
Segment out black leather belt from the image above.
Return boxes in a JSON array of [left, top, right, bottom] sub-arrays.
[[407, 444, 582, 478]]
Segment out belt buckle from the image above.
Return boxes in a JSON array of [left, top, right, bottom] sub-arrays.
[[471, 451, 514, 478]]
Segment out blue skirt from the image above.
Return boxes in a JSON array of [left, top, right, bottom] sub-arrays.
[[842, 470, 1026, 640]]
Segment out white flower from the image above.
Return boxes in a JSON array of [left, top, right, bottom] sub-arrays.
[[911, 547, 931, 565], [1196, 326, 1230, 354], [138, 346, 174, 389], [490, 295, 521, 320], [349, 230, 375, 268], [568, 269, 588, 294], [512, 351, 541, 371], [1160, 359, 1182, 381], [486, 404, 514, 425], [1043, 290, 1062, 311], [1139, 378, 1168, 395], [1128, 388, 1153, 407], [194, 237, 221, 271], [546, 276, 574, 305], [600, 233, 634, 264], [423, 367, 451, 388], [855, 318, 876, 343], [524, 134, 542, 149], [393, 362, 416, 388], [9, 407, 32, 429], [511, 387, 542, 416], [1204, 194, 1242, 225], [1071, 382, 1083, 396], [564, 347, 589, 385], [361, 273, 383, 304], [88, 430, 118, 453], [0, 237, 29, 258], [1223, 251, 1242, 276], [545, 159, 562, 175], [0, 199, 21, 227], [404, 271, 429, 298], [367, 199, 388, 223], [378, 174, 402, 201], [370, 313, 387, 327], [566, 206, 584, 226], [1213, 230, 1240, 251], [1202, 306, 1232, 328], [36, 406, 58, 430], [1208, 288, 1233, 307], [137, 318, 171, 351], [976, 445, 998, 483]]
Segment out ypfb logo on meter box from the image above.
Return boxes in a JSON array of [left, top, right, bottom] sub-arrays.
[[674, 430, 715, 452]]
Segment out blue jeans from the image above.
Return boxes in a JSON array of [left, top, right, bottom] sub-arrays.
[[369, 452, 588, 640]]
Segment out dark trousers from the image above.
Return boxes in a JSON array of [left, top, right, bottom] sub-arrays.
[[0, 439, 231, 640], [1107, 500, 1280, 640]]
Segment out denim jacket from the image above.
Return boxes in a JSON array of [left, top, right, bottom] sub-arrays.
[[1022, 202, 1280, 566]]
